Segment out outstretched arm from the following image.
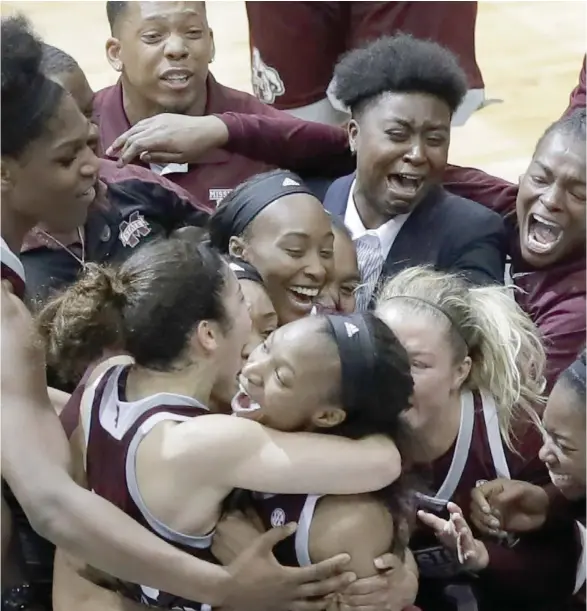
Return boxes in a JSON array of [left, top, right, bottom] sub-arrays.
[[150, 414, 402, 496]]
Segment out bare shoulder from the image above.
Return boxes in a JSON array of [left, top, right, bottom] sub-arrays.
[[308, 494, 395, 578]]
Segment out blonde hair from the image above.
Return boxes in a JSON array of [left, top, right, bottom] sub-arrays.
[[376, 267, 546, 450]]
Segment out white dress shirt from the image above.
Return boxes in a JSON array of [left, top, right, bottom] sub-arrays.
[[343, 179, 411, 260]]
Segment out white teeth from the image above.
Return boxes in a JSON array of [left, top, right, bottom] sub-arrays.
[[164, 75, 189, 82], [531, 213, 560, 228], [290, 286, 319, 297]]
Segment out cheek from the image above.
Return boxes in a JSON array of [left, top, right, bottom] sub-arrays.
[[340, 294, 356, 314], [412, 368, 452, 403], [251, 248, 301, 286], [426, 146, 449, 172]]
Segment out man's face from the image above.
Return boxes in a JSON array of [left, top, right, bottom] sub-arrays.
[[107, 1, 214, 118]]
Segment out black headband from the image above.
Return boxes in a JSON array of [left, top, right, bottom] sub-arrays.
[[213, 171, 315, 251], [229, 259, 264, 284], [326, 313, 376, 413]]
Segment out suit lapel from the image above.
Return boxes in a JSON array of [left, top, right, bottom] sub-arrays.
[[323, 173, 355, 218], [382, 185, 442, 277]]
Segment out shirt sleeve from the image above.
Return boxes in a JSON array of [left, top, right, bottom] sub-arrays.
[[563, 56, 586, 118], [443, 166, 519, 218], [218, 112, 354, 176]]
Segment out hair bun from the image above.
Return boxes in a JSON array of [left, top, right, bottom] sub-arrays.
[[1, 15, 44, 100]]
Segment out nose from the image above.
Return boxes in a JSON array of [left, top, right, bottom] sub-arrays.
[[241, 344, 269, 387], [303, 251, 328, 285], [539, 183, 564, 213], [164, 33, 189, 59], [538, 442, 556, 468], [80, 145, 99, 181], [317, 285, 338, 311], [402, 138, 426, 166]]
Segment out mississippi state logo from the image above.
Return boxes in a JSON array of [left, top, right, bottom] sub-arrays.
[[119, 211, 151, 248], [270, 508, 286, 528], [251, 47, 285, 104]]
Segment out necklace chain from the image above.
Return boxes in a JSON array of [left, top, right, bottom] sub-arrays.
[[38, 227, 85, 267]]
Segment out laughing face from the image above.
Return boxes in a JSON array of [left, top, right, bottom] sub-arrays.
[[538, 378, 586, 500], [350, 91, 451, 226], [107, 1, 213, 120], [231, 193, 335, 325], [232, 316, 344, 432], [516, 130, 586, 268], [315, 225, 360, 314]]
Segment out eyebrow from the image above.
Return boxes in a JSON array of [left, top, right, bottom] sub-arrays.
[[389, 118, 449, 132], [534, 160, 585, 184], [141, 10, 202, 23]]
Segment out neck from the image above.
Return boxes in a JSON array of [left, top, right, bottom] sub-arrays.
[[410, 391, 463, 463], [1, 202, 35, 254], [353, 181, 391, 229], [121, 79, 207, 126], [126, 362, 213, 407]]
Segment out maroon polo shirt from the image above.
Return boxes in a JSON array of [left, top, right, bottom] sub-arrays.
[[93, 74, 280, 211]]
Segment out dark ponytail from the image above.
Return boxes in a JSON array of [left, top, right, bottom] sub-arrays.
[[38, 235, 231, 385], [37, 264, 127, 384]]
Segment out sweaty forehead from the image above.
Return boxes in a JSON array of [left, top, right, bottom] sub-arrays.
[[125, 1, 206, 27], [251, 193, 332, 238], [534, 131, 586, 180]]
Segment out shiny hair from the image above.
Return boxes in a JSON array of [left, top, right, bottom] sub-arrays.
[[377, 266, 546, 449]]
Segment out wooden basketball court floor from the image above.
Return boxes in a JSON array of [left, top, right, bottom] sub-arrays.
[[2, 1, 585, 182]]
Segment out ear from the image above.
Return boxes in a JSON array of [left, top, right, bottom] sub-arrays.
[[1, 158, 16, 193], [193, 319, 220, 355], [311, 407, 347, 430], [451, 356, 472, 392], [106, 37, 123, 72], [208, 29, 216, 64], [348, 119, 359, 154], [228, 235, 248, 260]]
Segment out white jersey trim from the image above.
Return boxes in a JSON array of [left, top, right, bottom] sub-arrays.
[[0, 236, 25, 282], [295, 494, 322, 567], [83, 364, 214, 550], [436, 390, 476, 501], [574, 521, 586, 595], [480, 390, 511, 479], [125, 411, 215, 550]]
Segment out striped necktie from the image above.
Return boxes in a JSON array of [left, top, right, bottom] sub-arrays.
[[355, 233, 384, 311]]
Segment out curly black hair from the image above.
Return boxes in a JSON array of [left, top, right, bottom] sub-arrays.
[[333, 34, 468, 116], [1, 15, 65, 157]]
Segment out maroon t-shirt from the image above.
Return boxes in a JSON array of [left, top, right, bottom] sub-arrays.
[[93, 74, 281, 211]]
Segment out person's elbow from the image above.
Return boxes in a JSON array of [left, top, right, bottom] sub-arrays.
[[21, 479, 75, 549]]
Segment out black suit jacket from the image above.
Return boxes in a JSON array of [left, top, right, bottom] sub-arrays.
[[323, 173, 507, 286]]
